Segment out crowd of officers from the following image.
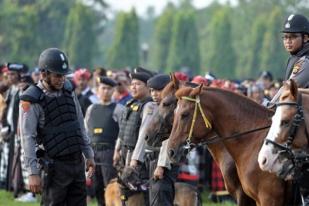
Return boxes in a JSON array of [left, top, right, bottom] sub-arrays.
[[0, 13, 308, 206]]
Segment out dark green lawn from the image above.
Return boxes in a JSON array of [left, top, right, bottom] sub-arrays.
[[0, 190, 236, 206]]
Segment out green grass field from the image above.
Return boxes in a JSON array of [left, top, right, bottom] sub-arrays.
[[0, 190, 236, 206]]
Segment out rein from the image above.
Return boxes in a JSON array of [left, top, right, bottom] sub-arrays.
[[180, 95, 271, 147], [199, 125, 271, 145]]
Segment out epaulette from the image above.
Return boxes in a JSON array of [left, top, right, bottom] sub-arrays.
[[19, 85, 44, 103], [63, 79, 75, 92]]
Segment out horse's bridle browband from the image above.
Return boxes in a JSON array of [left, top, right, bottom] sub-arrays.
[[180, 95, 271, 147]]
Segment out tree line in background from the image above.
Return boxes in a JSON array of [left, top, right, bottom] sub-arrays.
[[0, 0, 309, 79]]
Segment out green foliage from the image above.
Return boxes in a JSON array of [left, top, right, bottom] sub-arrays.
[[0, 0, 39, 64], [150, 4, 175, 70], [0, 0, 103, 68], [242, 15, 267, 78], [203, 7, 236, 78], [108, 10, 139, 68], [63, 2, 98, 68], [260, 7, 288, 78], [166, 10, 200, 74]]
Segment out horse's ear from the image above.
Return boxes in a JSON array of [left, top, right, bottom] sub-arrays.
[[198, 83, 203, 95], [190, 83, 203, 97], [170, 72, 179, 89], [289, 79, 298, 99]]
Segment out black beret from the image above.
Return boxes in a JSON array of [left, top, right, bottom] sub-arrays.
[[130, 72, 152, 84], [98, 76, 117, 87], [133, 66, 156, 77], [20, 74, 34, 84], [7, 63, 28, 73], [147, 74, 170, 90]]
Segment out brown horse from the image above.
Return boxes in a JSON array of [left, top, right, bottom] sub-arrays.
[[167, 85, 296, 206], [145, 75, 255, 206], [258, 79, 309, 179]]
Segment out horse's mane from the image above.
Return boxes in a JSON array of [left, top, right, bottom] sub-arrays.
[[175, 87, 192, 99], [176, 86, 273, 118], [161, 80, 192, 98], [161, 81, 177, 98]]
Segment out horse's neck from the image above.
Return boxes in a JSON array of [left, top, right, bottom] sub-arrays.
[[204, 89, 272, 162], [301, 93, 309, 132], [205, 89, 271, 133]]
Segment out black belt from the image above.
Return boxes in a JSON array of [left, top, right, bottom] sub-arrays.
[[92, 143, 114, 151], [145, 151, 159, 161], [53, 152, 82, 162]]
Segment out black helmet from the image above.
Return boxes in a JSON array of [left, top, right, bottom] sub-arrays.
[[282, 14, 309, 34], [38, 48, 71, 75]]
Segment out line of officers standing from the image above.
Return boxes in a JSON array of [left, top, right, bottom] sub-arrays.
[[19, 47, 180, 206]]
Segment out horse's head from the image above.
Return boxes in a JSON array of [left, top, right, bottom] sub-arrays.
[[258, 79, 309, 180], [145, 73, 180, 147], [168, 85, 213, 163]]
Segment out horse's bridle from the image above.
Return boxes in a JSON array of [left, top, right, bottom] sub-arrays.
[[180, 95, 212, 144], [264, 94, 305, 159], [180, 95, 270, 148]]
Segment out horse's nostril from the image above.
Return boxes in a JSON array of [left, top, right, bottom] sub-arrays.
[[145, 135, 149, 141], [183, 148, 189, 156], [169, 149, 175, 158], [262, 157, 267, 166]]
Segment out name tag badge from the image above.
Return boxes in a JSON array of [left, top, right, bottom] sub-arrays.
[[131, 105, 139, 111], [94, 128, 103, 134]]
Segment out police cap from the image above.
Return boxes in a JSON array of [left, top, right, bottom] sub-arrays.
[[147, 74, 170, 90], [130, 67, 153, 84], [38, 48, 71, 75], [282, 14, 309, 34], [98, 76, 117, 87], [7, 63, 28, 73]]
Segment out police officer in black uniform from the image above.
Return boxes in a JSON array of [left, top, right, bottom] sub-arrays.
[[272, 14, 309, 102], [113, 68, 153, 205], [19, 48, 95, 206], [144, 74, 180, 206], [85, 76, 124, 206], [271, 14, 309, 205]]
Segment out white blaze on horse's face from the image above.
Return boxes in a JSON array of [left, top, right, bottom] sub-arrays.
[[258, 106, 284, 173]]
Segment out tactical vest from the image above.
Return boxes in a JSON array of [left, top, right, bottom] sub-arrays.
[[87, 103, 119, 146], [20, 81, 84, 158], [118, 97, 151, 148]]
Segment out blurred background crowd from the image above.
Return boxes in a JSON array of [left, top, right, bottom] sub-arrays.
[[0, 63, 281, 204]]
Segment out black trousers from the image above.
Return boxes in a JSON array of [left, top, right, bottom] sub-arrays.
[[148, 159, 179, 206], [41, 157, 86, 206], [94, 149, 117, 206]]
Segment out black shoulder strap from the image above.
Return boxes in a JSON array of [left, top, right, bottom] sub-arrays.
[[63, 79, 75, 92], [137, 97, 152, 112], [19, 85, 44, 103]]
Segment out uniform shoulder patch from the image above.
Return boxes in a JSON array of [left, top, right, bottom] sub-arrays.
[[20, 100, 31, 112], [147, 107, 154, 115], [292, 57, 305, 74]]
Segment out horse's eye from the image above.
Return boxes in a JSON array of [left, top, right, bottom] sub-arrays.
[[181, 112, 190, 119], [280, 120, 290, 127], [162, 102, 170, 107]]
